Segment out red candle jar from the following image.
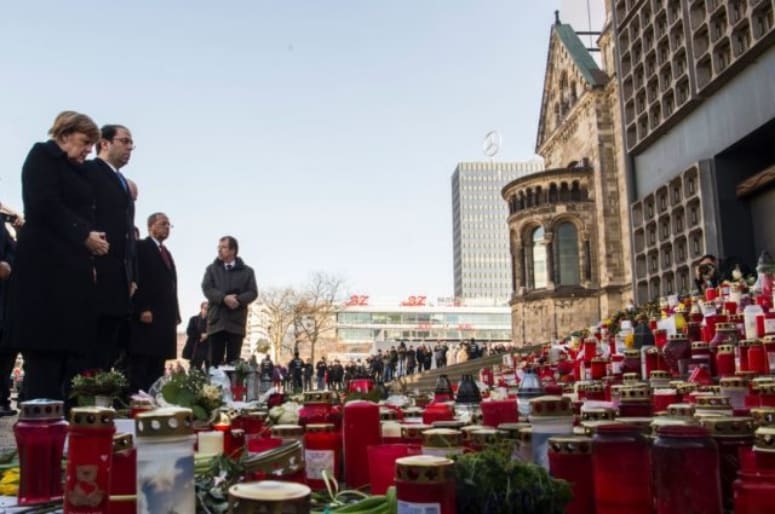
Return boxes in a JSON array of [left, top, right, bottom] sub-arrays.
[[720, 377, 748, 411], [592, 424, 653, 514], [748, 341, 769, 375], [304, 423, 341, 490], [298, 391, 341, 430], [716, 344, 736, 377], [705, 287, 719, 302], [224, 428, 246, 459], [700, 416, 754, 512], [108, 434, 136, 514], [64, 407, 116, 514], [690, 341, 712, 370], [347, 378, 374, 394], [232, 410, 268, 449], [617, 385, 653, 417], [583, 339, 598, 363], [654, 329, 668, 349], [395, 455, 456, 514], [757, 311, 775, 337], [709, 322, 739, 374], [764, 335, 775, 374], [652, 425, 723, 514], [703, 314, 727, 344], [129, 399, 154, 419], [578, 381, 605, 402], [652, 388, 681, 414], [343, 400, 380, 488], [422, 403, 455, 425], [14, 399, 68, 505], [590, 358, 608, 380], [663, 334, 691, 377], [686, 322, 703, 345], [759, 384, 775, 408], [644, 347, 666, 376], [621, 350, 641, 378], [610, 354, 624, 378], [548, 436, 594, 514], [400, 423, 430, 444], [480, 399, 518, 427]]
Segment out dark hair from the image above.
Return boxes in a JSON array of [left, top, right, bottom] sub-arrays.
[[147, 212, 167, 228], [220, 235, 239, 255], [97, 124, 128, 153], [699, 254, 717, 263]]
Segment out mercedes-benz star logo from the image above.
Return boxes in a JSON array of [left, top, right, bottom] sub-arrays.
[[482, 130, 501, 158]]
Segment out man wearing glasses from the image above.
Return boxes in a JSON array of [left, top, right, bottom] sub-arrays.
[[85, 125, 137, 372]]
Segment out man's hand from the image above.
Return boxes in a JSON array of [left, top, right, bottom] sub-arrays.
[[0, 261, 11, 281], [140, 311, 153, 323], [129, 281, 138, 297], [85, 231, 109, 255], [224, 294, 240, 309], [200, 333, 207, 341]]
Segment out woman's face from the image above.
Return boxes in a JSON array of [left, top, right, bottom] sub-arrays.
[[59, 132, 94, 163]]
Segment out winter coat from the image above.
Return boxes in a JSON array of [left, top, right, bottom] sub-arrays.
[[201, 257, 258, 337]]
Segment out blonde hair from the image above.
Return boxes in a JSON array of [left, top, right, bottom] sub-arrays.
[[48, 111, 100, 143]]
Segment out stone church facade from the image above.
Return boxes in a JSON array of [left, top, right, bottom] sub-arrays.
[[502, 8, 632, 345]]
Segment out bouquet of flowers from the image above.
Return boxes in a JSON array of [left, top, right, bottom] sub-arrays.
[[160, 368, 224, 421], [70, 369, 129, 405]]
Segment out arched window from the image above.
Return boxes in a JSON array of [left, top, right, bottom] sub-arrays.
[[555, 222, 580, 286], [532, 227, 548, 289]]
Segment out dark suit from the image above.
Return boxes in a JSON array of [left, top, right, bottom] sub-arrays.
[[3, 141, 97, 401], [184, 314, 209, 371], [84, 158, 135, 370], [0, 222, 16, 409], [128, 237, 180, 392]]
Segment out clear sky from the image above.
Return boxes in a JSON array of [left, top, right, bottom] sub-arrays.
[[0, 1, 605, 321]]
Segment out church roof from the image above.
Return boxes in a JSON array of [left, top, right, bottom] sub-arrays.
[[552, 23, 608, 87]]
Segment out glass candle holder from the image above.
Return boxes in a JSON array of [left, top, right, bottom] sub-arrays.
[[109, 434, 136, 514], [228, 481, 310, 514], [548, 436, 594, 514], [304, 423, 341, 490], [700, 416, 754, 512], [528, 396, 573, 469], [592, 424, 652, 514], [716, 344, 736, 378], [421, 428, 463, 457], [395, 455, 456, 514]]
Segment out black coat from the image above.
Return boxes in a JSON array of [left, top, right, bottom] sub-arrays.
[[4, 141, 96, 354], [0, 223, 15, 329], [84, 158, 135, 316], [129, 237, 180, 357], [182, 314, 207, 360], [202, 257, 258, 337]]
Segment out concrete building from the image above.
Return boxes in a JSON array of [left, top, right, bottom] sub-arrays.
[[452, 160, 544, 302], [502, 9, 632, 344], [611, 0, 775, 302]]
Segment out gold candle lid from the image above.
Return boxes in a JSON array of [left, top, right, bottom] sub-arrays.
[[700, 417, 754, 438], [496, 422, 529, 439], [718, 344, 735, 353], [380, 408, 398, 421], [700, 385, 722, 394], [271, 424, 304, 438], [229, 480, 310, 502], [304, 423, 336, 433], [402, 407, 424, 417], [19, 399, 64, 421], [615, 417, 654, 434], [667, 403, 696, 417], [529, 395, 572, 417], [754, 427, 775, 453], [303, 391, 337, 404], [422, 428, 463, 448], [619, 386, 651, 402], [752, 376, 775, 390], [668, 380, 687, 389], [582, 420, 622, 436], [695, 395, 731, 409], [650, 371, 670, 380], [70, 407, 115, 429], [577, 381, 605, 393], [395, 455, 454, 483], [431, 420, 466, 430], [751, 408, 775, 427], [715, 322, 738, 331], [692, 341, 709, 351], [400, 423, 431, 439], [547, 435, 592, 454], [580, 407, 617, 422], [135, 407, 193, 437], [676, 383, 699, 395], [668, 334, 688, 341], [518, 426, 533, 442], [113, 433, 134, 453], [738, 340, 755, 349], [622, 372, 640, 382], [720, 377, 746, 389], [591, 357, 608, 364], [650, 416, 697, 435], [469, 428, 503, 446], [763, 336, 775, 344], [623, 350, 641, 358]]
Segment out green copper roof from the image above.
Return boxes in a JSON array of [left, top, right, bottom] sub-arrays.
[[553, 23, 607, 86]]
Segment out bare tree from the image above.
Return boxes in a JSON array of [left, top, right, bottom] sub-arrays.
[[260, 287, 298, 362], [293, 272, 345, 363]]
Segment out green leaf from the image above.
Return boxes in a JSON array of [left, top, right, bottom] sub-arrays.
[[176, 387, 195, 406], [161, 382, 181, 403], [192, 405, 208, 420]]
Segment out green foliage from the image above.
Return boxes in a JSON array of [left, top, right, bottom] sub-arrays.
[[70, 369, 128, 399], [453, 444, 572, 514], [231, 359, 251, 386], [161, 368, 223, 421]]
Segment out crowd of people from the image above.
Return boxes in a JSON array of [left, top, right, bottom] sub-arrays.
[[0, 111, 258, 412]]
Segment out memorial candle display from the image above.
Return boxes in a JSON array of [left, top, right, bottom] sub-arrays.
[[548, 436, 594, 514], [592, 424, 652, 514], [303, 423, 340, 490], [395, 455, 456, 514], [108, 434, 136, 514], [343, 400, 380, 488]]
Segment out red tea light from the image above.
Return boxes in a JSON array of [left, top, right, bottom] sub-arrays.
[[395, 455, 456, 514], [547, 436, 594, 514], [590, 358, 608, 380], [716, 344, 736, 378], [652, 388, 681, 413], [304, 423, 341, 490], [592, 424, 653, 514], [400, 423, 431, 444]]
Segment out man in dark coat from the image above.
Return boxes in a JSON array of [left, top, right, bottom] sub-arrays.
[[183, 301, 209, 371], [201, 236, 258, 366], [128, 212, 180, 393], [84, 124, 136, 371], [0, 213, 18, 414]]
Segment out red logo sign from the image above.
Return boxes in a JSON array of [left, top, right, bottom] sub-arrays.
[[345, 295, 369, 306], [401, 295, 427, 307]]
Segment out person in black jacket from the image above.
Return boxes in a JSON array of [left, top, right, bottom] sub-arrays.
[[4, 111, 108, 401], [182, 302, 209, 371], [84, 124, 136, 371], [201, 236, 258, 366], [0, 212, 20, 415], [128, 213, 180, 393]]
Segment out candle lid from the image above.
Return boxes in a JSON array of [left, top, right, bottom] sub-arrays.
[[715, 322, 738, 331], [700, 385, 722, 394], [591, 357, 608, 363], [136, 407, 193, 437], [19, 399, 64, 421], [303, 391, 337, 405], [668, 380, 687, 389], [580, 407, 617, 422], [691, 342, 709, 351], [497, 422, 529, 439], [763, 336, 775, 343], [738, 340, 755, 349], [751, 408, 775, 427], [70, 407, 115, 428], [431, 420, 466, 430], [650, 416, 697, 434], [623, 350, 641, 358], [650, 370, 670, 380], [656, 424, 711, 437], [113, 433, 134, 453], [400, 423, 431, 439], [380, 408, 398, 421], [752, 376, 775, 390], [528, 395, 572, 417], [675, 382, 699, 395], [622, 372, 640, 382], [618, 386, 651, 402], [720, 377, 746, 389], [421, 428, 463, 448], [582, 420, 622, 436], [271, 424, 303, 437], [700, 417, 754, 437], [694, 395, 731, 409], [668, 334, 688, 341], [754, 427, 775, 452], [395, 455, 454, 483], [667, 403, 696, 417], [304, 423, 335, 433], [757, 383, 775, 395], [718, 344, 735, 353], [229, 480, 310, 502], [646, 346, 660, 355], [612, 417, 654, 434], [469, 428, 503, 446], [238, 408, 268, 420], [577, 381, 604, 393], [548, 435, 592, 454], [518, 426, 533, 442]]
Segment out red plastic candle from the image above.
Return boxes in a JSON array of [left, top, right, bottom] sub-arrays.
[[480, 399, 518, 427], [298, 391, 342, 430], [14, 400, 68, 505], [590, 358, 607, 380], [592, 424, 652, 514], [652, 425, 723, 514], [749, 342, 769, 375], [700, 417, 754, 512], [64, 407, 116, 514], [548, 436, 594, 514], [395, 455, 456, 514], [716, 344, 736, 377], [108, 434, 136, 514], [343, 400, 380, 488], [304, 423, 341, 490]]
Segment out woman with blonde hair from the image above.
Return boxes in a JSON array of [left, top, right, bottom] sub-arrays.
[[3, 110, 109, 402]]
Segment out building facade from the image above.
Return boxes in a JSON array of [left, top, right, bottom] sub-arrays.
[[502, 10, 632, 344], [452, 160, 544, 302], [612, 0, 775, 302]]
